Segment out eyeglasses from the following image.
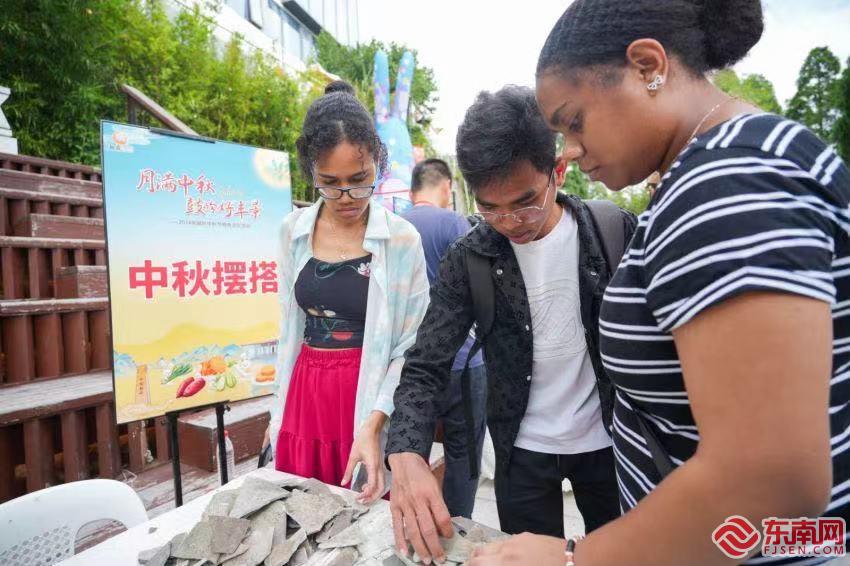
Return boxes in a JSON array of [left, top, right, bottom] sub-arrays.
[[315, 184, 376, 200], [477, 170, 555, 226]]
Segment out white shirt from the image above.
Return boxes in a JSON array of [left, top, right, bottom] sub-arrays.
[[511, 209, 612, 455]]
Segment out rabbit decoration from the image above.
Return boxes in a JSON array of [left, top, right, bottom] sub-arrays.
[[373, 49, 415, 211]]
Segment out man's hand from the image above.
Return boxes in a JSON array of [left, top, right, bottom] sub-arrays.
[[389, 452, 454, 564]]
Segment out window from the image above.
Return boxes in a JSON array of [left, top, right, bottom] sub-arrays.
[[282, 11, 303, 61], [226, 0, 247, 18], [225, 0, 263, 28], [265, 0, 282, 41], [301, 26, 316, 61], [247, 0, 264, 27]]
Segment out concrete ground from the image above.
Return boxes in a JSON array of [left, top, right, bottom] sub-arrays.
[[470, 478, 585, 536]]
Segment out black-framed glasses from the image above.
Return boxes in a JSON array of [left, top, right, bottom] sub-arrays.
[[315, 184, 376, 200], [477, 169, 555, 226]]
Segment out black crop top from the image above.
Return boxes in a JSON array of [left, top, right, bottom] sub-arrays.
[[294, 254, 371, 349]]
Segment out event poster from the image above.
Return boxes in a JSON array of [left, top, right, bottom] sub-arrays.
[[101, 121, 292, 424]]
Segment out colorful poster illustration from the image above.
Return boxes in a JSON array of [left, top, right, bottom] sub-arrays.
[[392, 197, 413, 215], [101, 121, 292, 424]]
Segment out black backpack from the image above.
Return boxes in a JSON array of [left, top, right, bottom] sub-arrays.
[[461, 200, 673, 479]]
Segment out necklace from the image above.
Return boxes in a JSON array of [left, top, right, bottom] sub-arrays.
[[685, 96, 737, 149], [651, 96, 738, 184], [326, 214, 366, 261]]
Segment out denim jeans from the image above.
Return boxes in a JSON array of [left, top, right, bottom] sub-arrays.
[[439, 364, 487, 518]]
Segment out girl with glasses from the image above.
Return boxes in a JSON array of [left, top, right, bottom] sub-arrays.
[[264, 80, 429, 503]]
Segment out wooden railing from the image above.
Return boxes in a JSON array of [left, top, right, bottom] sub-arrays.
[[0, 153, 101, 183], [0, 89, 312, 503], [0, 155, 120, 502], [122, 85, 198, 136]]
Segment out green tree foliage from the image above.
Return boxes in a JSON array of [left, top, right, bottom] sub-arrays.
[[713, 70, 782, 114], [562, 162, 592, 200], [560, 163, 650, 215], [835, 57, 850, 162], [0, 0, 315, 199], [314, 32, 439, 153], [787, 46, 842, 143]]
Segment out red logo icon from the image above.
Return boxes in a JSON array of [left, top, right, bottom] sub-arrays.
[[713, 515, 761, 559]]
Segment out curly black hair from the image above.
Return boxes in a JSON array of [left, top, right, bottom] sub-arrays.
[[456, 85, 556, 192], [537, 0, 764, 78], [295, 81, 388, 184]]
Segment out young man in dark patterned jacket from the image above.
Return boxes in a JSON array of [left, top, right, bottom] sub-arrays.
[[385, 85, 636, 563]]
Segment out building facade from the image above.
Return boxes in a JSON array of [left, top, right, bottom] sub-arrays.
[[173, 0, 359, 73]]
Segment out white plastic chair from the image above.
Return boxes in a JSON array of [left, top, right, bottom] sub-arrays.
[[0, 479, 148, 566]]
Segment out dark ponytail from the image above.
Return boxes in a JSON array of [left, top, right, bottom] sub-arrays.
[[295, 80, 388, 184], [323, 80, 356, 96], [700, 0, 764, 70], [537, 0, 764, 78]]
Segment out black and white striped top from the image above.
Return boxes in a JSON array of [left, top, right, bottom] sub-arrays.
[[599, 113, 850, 564]]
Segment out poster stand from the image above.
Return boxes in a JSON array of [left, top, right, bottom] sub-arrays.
[[165, 400, 231, 507]]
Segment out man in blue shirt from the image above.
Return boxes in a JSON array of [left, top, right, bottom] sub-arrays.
[[402, 158, 487, 519]]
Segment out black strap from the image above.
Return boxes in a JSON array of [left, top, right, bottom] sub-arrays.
[[460, 249, 494, 480], [459, 339, 484, 479], [585, 199, 626, 276], [467, 250, 495, 338], [586, 199, 673, 478], [635, 412, 674, 479]]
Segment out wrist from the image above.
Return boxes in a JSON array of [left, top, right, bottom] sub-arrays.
[[362, 410, 386, 434], [565, 535, 585, 566], [387, 451, 426, 467]]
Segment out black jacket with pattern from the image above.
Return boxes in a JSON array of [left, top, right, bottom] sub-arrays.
[[386, 193, 637, 472]]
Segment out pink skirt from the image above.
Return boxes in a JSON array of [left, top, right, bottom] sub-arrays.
[[275, 344, 361, 486]]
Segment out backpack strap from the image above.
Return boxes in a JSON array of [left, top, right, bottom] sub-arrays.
[[585, 199, 626, 275], [635, 411, 674, 479], [585, 199, 674, 478], [466, 249, 495, 339], [458, 248, 494, 480]]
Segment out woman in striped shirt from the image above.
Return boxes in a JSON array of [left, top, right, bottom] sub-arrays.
[[471, 0, 850, 565]]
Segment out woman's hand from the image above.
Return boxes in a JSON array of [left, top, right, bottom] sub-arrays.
[[342, 411, 387, 503], [470, 533, 568, 566]]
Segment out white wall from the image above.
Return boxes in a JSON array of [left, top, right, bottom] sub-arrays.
[[164, 0, 360, 75], [164, 0, 309, 74]]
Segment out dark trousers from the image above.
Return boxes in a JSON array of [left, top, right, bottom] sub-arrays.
[[495, 446, 620, 537], [439, 364, 487, 519]]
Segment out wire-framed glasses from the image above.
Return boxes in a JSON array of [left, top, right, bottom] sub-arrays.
[[477, 169, 555, 225]]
